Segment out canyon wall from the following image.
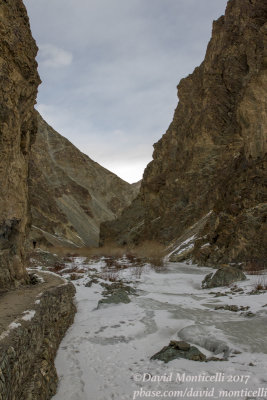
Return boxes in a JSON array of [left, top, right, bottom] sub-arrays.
[[0, 0, 41, 287], [29, 113, 138, 248], [101, 0, 267, 266]]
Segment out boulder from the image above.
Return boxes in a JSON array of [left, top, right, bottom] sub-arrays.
[[97, 283, 136, 308], [202, 266, 246, 289], [151, 341, 206, 363], [97, 289, 131, 307]]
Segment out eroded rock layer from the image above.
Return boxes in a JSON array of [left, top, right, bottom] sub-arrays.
[[101, 0, 267, 265], [29, 113, 138, 248], [0, 0, 41, 287]]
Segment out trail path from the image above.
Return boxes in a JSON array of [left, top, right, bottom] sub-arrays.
[[0, 271, 64, 335]]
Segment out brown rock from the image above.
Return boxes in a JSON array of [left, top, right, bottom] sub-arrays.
[[101, 0, 267, 267], [170, 340, 191, 351], [0, 0, 41, 288]]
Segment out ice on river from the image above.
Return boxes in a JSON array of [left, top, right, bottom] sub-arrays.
[[52, 260, 267, 400]]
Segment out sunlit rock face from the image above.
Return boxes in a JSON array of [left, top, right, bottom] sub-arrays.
[[0, 0, 41, 288], [28, 113, 139, 248], [101, 0, 267, 266]]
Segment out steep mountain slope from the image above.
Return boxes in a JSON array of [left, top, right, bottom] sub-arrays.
[[0, 0, 40, 288], [29, 113, 138, 248], [100, 0, 267, 266]]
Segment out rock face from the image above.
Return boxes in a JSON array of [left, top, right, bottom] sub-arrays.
[[101, 0, 267, 266], [29, 113, 138, 248], [0, 0, 41, 288]]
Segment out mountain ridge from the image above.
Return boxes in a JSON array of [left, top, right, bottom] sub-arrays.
[[29, 112, 139, 248]]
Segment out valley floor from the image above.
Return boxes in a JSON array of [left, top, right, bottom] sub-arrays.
[[33, 256, 267, 400]]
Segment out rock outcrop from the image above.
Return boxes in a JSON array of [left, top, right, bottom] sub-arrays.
[[0, 0, 41, 288], [100, 0, 267, 266], [29, 113, 138, 248]]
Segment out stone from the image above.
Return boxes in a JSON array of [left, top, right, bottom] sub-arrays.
[[241, 311, 255, 318], [202, 266, 246, 289], [169, 340, 191, 351], [85, 278, 99, 287], [101, 282, 136, 295], [97, 283, 136, 307], [151, 341, 206, 363], [28, 274, 40, 285], [97, 289, 131, 307], [215, 305, 249, 312]]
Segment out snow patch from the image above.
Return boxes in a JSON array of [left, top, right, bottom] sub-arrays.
[[178, 324, 231, 356], [21, 310, 36, 321], [168, 234, 196, 259], [0, 321, 22, 341]]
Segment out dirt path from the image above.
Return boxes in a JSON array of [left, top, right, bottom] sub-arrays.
[[0, 271, 65, 335]]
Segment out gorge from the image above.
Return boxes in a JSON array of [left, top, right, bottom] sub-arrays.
[[0, 0, 266, 399]]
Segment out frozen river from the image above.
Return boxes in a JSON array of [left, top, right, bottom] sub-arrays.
[[52, 259, 267, 400]]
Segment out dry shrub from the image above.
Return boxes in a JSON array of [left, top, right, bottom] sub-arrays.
[[69, 273, 81, 281], [254, 276, 267, 291], [130, 266, 144, 280], [49, 263, 65, 273], [76, 268, 86, 274], [131, 241, 166, 267], [63, 266, 78, 274], [50, 240, 167, 268], [99, 271, 120, 282], [51, 245, 125, 260], [244, 259, 267, 275]]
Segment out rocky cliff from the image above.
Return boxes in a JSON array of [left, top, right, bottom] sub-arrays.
[[101, 0, 267, 266], [29, 113, 138, 248], [0, 0, 41, 288]]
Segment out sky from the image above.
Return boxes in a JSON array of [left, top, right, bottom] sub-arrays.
[[24, 0, 228, 183]]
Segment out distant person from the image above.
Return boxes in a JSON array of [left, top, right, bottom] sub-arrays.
[[33, 240, 37, 249]]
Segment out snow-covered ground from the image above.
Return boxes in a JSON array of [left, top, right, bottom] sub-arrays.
[[50, 258, 267, 400]]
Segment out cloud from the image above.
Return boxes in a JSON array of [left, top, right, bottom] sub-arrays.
[[26, 0, 228, 182], [38, 44, 73, 68]]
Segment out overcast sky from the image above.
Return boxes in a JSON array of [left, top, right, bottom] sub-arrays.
[[24, 0, 228, 183]]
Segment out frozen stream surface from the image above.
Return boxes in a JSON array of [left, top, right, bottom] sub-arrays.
[[51, 259, 267, 400]]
